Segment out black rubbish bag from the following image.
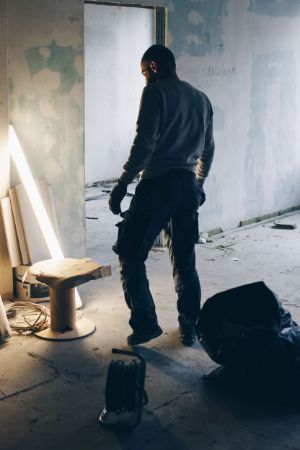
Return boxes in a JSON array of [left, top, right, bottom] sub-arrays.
[[196, 281, 300, 402]]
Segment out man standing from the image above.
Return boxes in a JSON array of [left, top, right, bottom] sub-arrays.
[[109, 45, 214, 346]]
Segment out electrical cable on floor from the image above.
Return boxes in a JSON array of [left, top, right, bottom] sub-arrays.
[[5, 301, 50, 334]]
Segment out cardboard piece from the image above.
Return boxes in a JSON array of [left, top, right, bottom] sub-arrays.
[[0, 295, 11, 342], [14, 265, 49, 303], [0, 206, 13, 299], [27, 258, 111, 341], [0, 197, 22, 267], [9, 187, 30, 264]]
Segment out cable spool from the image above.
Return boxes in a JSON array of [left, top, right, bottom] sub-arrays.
[[99, 348, 148, 427]]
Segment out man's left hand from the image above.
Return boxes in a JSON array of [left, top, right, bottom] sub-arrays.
[[109, 182, 127, 214]]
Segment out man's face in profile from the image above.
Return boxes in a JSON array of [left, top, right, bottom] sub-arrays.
[[141, 60, 159, 85]]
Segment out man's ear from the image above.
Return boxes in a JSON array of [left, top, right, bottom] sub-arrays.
[[149, 61, 158, 73]]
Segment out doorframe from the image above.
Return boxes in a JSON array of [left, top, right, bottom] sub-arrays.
[[83, 0, 168, 247], [84, 1, 168, 46]]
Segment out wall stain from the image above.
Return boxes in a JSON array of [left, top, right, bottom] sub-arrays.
[[8, 77, 16, 111], [248, 0, 300, 17], [168, 0, 228, 57], [17, 94, 64, 175], [69, 16, 80, 23], [8, 77, 14, 95], [202, 65, 236, 78], [24, 40, 82, 95]]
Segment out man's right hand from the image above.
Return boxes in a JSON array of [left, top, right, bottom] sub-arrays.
[[109, 182, 127, 215], [196, 178, 206, 206], [196, 177, 205, 187]]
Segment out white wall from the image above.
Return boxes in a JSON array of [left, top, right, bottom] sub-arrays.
[[84, 4, 154, 183], [168, 0, 300, 231], [86, 0, 300, 232]]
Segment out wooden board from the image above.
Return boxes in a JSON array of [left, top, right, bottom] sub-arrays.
[[0, 295, 11, 342], [38, 180, 60, 240], [0, 207, 12, 298], [8, 187, 30, 264], [0, 0, 13, 298], [15, 184, 51, 264], [0, 197, 22, 267], [15, 180, 61, 264]]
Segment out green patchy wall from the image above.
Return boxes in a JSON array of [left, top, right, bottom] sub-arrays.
[[8, 0, 85, 257], [7, 0, 300, 250]]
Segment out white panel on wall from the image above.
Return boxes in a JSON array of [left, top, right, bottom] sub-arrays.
[[84, 4, 154, 183]]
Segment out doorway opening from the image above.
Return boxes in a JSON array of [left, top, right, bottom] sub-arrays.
[[83, 2, 167, 260], [84, 1, 167, 184]]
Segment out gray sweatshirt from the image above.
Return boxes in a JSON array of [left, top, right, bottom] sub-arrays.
[[119, 78, 214, 185]]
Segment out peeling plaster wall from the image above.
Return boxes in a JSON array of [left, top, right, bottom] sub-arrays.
[[8, 0, 85, 257], [7, 0, 300, 258], [92, 0, 300, 232], [168, 0, 300, 231]]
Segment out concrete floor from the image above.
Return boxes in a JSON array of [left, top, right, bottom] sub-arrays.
[[1, 185, 300, 450]]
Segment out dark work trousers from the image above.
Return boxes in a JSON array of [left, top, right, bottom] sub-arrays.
[[113, 169, 205, 333]]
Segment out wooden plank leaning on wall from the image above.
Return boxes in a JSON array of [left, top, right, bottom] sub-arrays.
[[0, 0, 13, 300]]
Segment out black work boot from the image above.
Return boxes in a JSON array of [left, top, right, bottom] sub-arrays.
[[127, 326, 163, 346], [179, 323, 196, 346]]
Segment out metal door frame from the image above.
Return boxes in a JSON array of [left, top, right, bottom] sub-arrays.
[[84, 1, 168, 45]]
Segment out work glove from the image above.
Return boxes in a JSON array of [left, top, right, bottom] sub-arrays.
[[196, 177, 205, 187], [109, 181, 127, 215], [196, 177, 206, 206]]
